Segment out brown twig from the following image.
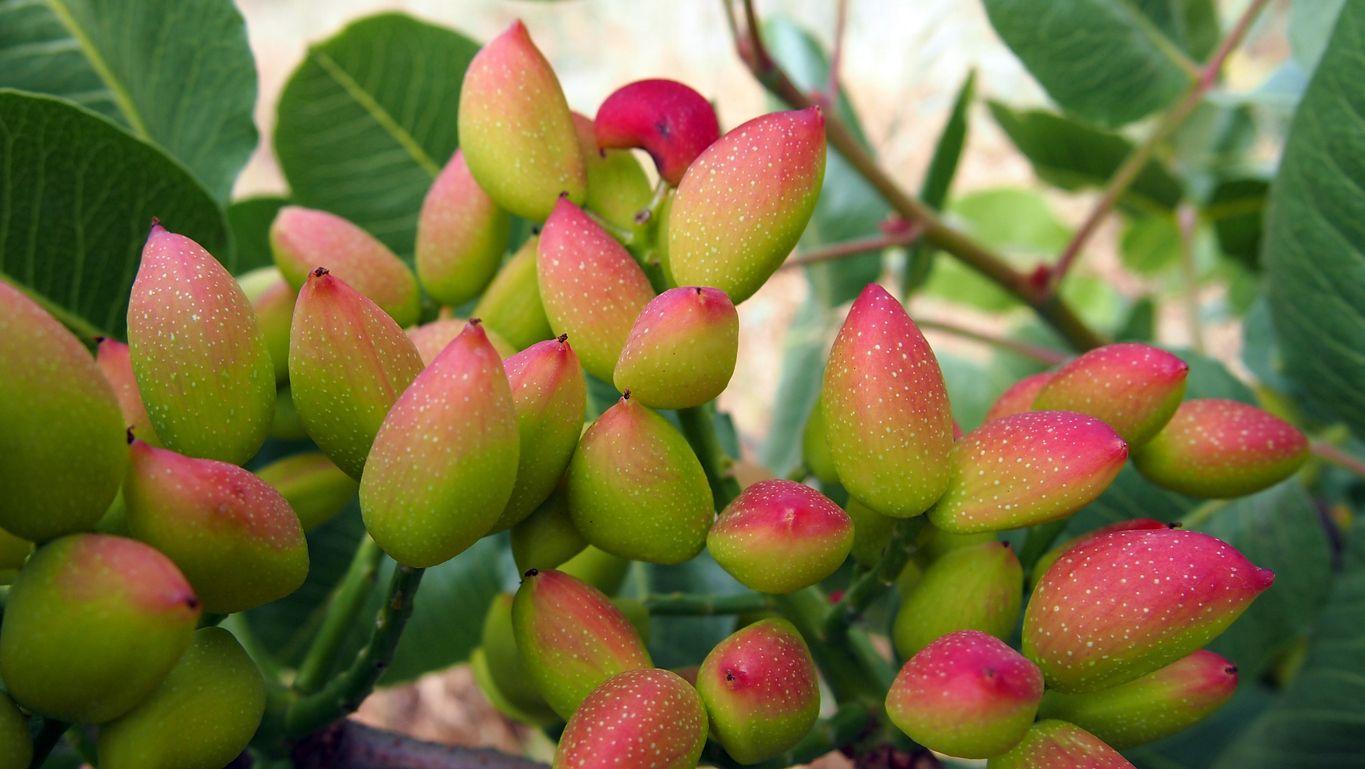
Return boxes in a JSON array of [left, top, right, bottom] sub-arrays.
[[916, 317, 1069, 366], [291, 720, 548, 769], [781, 226, 923, 270]]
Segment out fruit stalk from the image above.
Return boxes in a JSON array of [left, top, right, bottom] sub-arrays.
[[642, 592, 774, 616], [677, 404, 742, 509], [293, 538, 385, 694], [823, 517, 926, 635]]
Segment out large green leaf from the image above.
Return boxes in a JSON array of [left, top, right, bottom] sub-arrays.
[[0, 89, 230, 338], [1264, 2, 1365, 437], [274, 13, 479, 255], [1133, 0, 1219, 60], [0, 0, 257, 200], [227, 195, 290, 275]]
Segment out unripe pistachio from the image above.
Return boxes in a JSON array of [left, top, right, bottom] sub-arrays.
[[0, 534, 200, 723], [574, 113, 653, 231], [0, 694, 30, 769], [594, 79, 721, 187], [0, 528, 31, 583], [845, 498, 895, 567], [615, 597, 653, 645], [913, 523, 996, 565], [893, 542, 1022, 659], [538, 198, 655, 380], [129, 224, 275, 464], [987, 720, 1135, 769], [707, 480, 852, 594], [1133, 399, 1309, 498], [459, 21, 586, 220], [417, 150, 509, 306], [1033, 343, 1188, 447], [823, 284, 954, 517], [560, 545, 631, 596], [887, 630, 1044, 759], [1030, 518, 1170, 587], [408, 317, 516, 365], [237, 266, 295, 382], [270, 206, 420, 326], [256, 452, 359, 531], [1024, 528, 1273, 692], [614, 286, 739, 409], [96, 338, 160, 446], [668, 108, 826, 303], [801, 393, 839, 486], [473, 236, 555, 350], [361, 321, 520, 567], [512, 490, 587, 572], [513, 568, 652, 718], [1039, 649, 1237, 748], [697, 618, 819, 764], [929, 411, 1128, 534], [567, 396, 713, 564], [471, 648, 559, 727], [97, 627, 265, 769], [554, 668, 708, 769], [984, 371, 1054, 423], [289, 269, 424, 479], [269, 385, 308, 441], [477, 593, 558, 725]]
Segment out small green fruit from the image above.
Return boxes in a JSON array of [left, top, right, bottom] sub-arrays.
[[559, 545, 631, 595], [512, 490, 587, 572], [613, 286, 739, 409], [0, 693, 31, 769], [987, 720, 1135, 769], [1030, 519, 1169, 587], [473, 236, 555, 350], [983, 371, 1054, 423], [1033, 343, 1188, 447], [574, 112, 652, 232], [96, 337, 160, 446], [553, 669, 708, 769], [707, 480, 852, 594], [845, 498, 895, 567], [237, 266, 295, 382], [893, 542, 1022, 659], [417, 150, 509, 306], [476, 594, 558, 724], [256, 452, 359, 532], [594, 79, 721, 187], [269, 385, 308, 441], [0, 527, 31, 584]]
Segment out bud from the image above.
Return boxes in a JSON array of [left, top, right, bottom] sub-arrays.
[[566, 396, 713, 564], [707, 480, 852, 594], [128, 224, 275, 464], [512, 490, 587, 572], [473, 236, 555, 350], [1030, 518, 1169, 587], [476, 594, 558, 725], [408, 317, 517, 365], [554, 668, 708, 769], [96, 338, 160, 446], [984, 371, 1054, 423], [887, 630, 1043, 759], [594, 79, 722, 186], [1023, 528, 1274, 692], [668, 108, 826, 302], [1134, 399, 1309, 498], [823, 285, 954, 517], [459, 21, 586, 220], [574, 113, 652, 231], [538, 198, 655, 381], [97, 627, 265, 769], [1033, 343, 1188, 447], [893, 542, 1022, 659], [416, 150, 509, 307], [237, 266, 295, 382], [845, 498, 895, 567], [0, 693, 30, 768], [0, 534, 200, 723], [513, 568, 652, 718], [256, 452, 359, 532], [929, 411, 1128, 534], [801, 393, 839, 486], [361, 322, 520, 567], [697, 618, 819, 763], [1039, 649, 1237, 748], [614, 286, 739, 409], [289, 269, 424, 479], [988, 720, 1135, 769]]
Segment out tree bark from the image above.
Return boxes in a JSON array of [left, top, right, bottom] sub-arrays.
[[292, 720, 548, 769]]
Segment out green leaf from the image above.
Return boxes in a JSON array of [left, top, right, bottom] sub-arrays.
[[1115, 296, 1158, 342], [642, 553, 746, 669], [1120, 216, 1182, 276], [1289, 0, 1347, 71], [0, 90, 231, 339], [1204, 177, 1268, 268], [274, 13, 479, 255], [228, 196, 290, 275], [0, 0, 257, 200], [982, 0, 1194, 127], [1132, 0, 1219, 60], [1178, 347, 1256, 403], [760, 300, 834, 475], [906, 71, 976, 296], [1264, 2, 1365, 437]]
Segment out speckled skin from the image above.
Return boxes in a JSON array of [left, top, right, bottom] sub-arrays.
[[595, 79, 721, 186], [1023, 528, 1273, 692], [512, 569, 652, 718], [459, 21, 586, 221], [886, 630, 1043, 759], [893, 542, 1022, 659], [707, 480, 852, 594], [987, 720, 1135, 769], [566, 397, 714, 564], [237, 266, 295, 382], [553, 668, 708, 769], [823, 284, 954, 517], [929, 411, 1129, 534], [97, 627, 265, 769], [255, 451, 359, 532], [614, 287, 739, 409], [417, 150, 509, 307], [1032, 343, 1188, 447], [478, 594, 558, 724], [360, 322, 520, 567], [128, 225, 275, 465], [984, 371, 1055, 423], [96, 338, 161, 446], [474, 237, 555, 350], [1040, 649, 1237, 748], [696, 618, 819, 763], [538, 198, 656, 381], [559, 546, 631, 596], [0, 693, 31, 769], [407, 318, 516, 364], [123, 442, 308, 613], [0, 534, 200, 723], [574, 113, 653, 231], [1133, 399, 1309, 498], [511, 490, 587, 572], [667, 108, 826, 303], [1030, 519, 1169, 587], [289, 270, 424, 480]]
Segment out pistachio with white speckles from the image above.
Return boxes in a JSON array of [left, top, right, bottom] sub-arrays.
[[987, 720, 1135, 769], [474, 236, 555, 350], [614, 286, 738, 409], [96, 338, 161, 447], [416, 150, 509, 307], [237, 266, 295, 382], [984, 371, 1055, 423], [553, 668, 707, 769], [707, 480, 852, 594], [1032, 343, 1188, 447], [511, 489, 587, 573], [255, 452, 359, 532], [1029, 518, 1170, 587], [476, 593, 558, 725], [594, 79, 721, 187], [574, 113, 653, 231], [893, 542, 1022, 659]]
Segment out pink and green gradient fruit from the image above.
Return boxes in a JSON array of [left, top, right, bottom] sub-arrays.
[[1133, 399, 1309, 498], [886, 630, 1044, 759], [988, 720, 1135, 769], [553, 668, 708, 769], [707, 480, 853, 594], [566, 395, 713, 564], [0, 534, 200, 723], [416, 150, 509, 307], [475, 593, 558, 725], [929, 411, 1128, 533], [1040, 649, 1237, 748], [361, 321, 519, 567], [96, 337, 160, 446], [574, 112, 653, 231], [1032, 343, 1188, 447], [613, 286, 739, 409], [984, 371, 1055, 423], [595, 79, 721, 186], [0, 693, 30, 769], [97, 627, 265, 769], [123, 441, 308, 613], [1030, 518, 1170, 587], [667, 108, 826, 302], [255, 451, 359, 532], [893, 542, 1022, 658], [1024, 528, 1273, 692], [237, 266, 295, 383], [459, 21, 586, 220], [128, 224, 275, 465], [408, 317, 517, 364], [289, 269, 424, 479], [697, 618, 819, 763], [511, 490, 587, 572], [473, 236, 555, 350], [823, 284, 954, 517], [512, 568, 651, 718]]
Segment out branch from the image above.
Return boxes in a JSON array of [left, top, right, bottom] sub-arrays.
[[823, 516, 925, 636], [677, 405, 743, 509], [1313, 441, 1365, 480], [291, 719, 547, 769], [816, 0, 850, 110], [295, 537, 384, 694], [643, 592, 774, 616], [781, 226, 923, 270], [916, 317, 1069, 366]]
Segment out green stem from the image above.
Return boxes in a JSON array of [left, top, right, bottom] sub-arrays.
[[847, 626, 898, 691], [294, 537, 384, 694], [677, 405, 742, 509], [1312, 440, 1365, 479], [1018, 520, 1069, 574], [775, 589, 878, 704], [823, 517, 925, 636], [643, 592, 773, 616], [28, 718, 68, 769]]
